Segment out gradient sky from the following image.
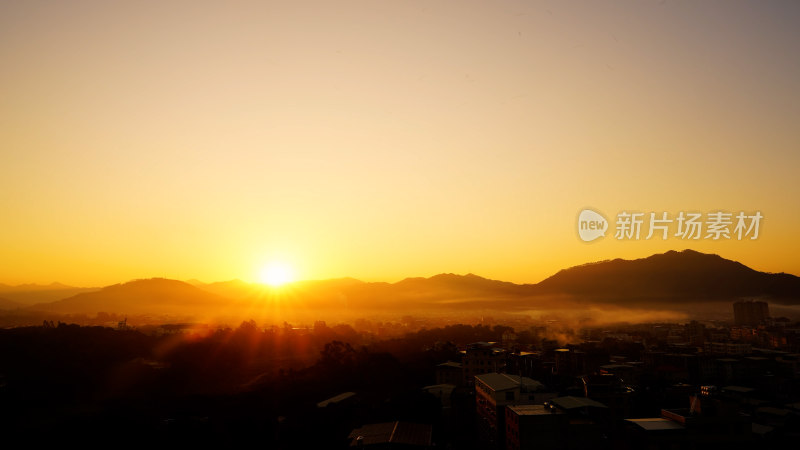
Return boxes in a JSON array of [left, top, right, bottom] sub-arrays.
[[1, 0, 799, 286]]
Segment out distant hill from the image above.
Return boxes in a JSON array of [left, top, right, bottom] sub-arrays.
[[534, 250, 800, 303], [27, 278, 231, 315], [193, 279, 255, 299], [0, 282, 74, 291], [0, 283, 99, 306], [0, 297, 21, 310], [392, 273, 526, 295]]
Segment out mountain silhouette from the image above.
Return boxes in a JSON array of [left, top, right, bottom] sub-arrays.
[[28, 278, 229, 315], [0, 297, 21, 310], [0, 282, 74, 291], [534, 249, 800, 303], [14, 250, 800, 319], [393, 273, 525, 295], [0, 283, 99, 306]]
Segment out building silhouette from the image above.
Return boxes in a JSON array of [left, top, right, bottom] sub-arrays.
[[733, 301, 769, 326]]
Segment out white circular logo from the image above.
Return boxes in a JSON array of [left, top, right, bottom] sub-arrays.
[[578, 209, 608, 242]]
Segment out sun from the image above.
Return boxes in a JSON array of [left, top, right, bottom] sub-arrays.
[[259, 262, 296, 287]]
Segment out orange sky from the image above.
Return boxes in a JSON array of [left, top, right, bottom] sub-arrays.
[[1, 1, 799, 286]]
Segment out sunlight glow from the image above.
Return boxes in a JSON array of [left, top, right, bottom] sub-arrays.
[[259, 262, 295, 287]]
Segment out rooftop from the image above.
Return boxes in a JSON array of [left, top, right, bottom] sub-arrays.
[[468, 341, 497, 348], [349, 421, 432, 448], [756, 406, 791, 416], [600, 364, 633, 370], [550, 396, 608, 410], [508, 404, 565, 416], [422, 383, 456, 397], [785, 402, 800, 411], [626, 418, 684, 432], [661, 408, 692, 423], [475, 373, 544, 392], [752, 423, 775, 435], [437, 361, 462, 369], [721, 385, 755, 394], [317, 391, 356, 408]]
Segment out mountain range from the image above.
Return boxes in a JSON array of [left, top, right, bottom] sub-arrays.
[[0, 283, 98, 306], [3, 250, 798, 321]]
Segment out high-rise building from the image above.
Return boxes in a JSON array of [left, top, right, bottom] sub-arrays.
[[685, 320, 706, 346], [733, 301, 769, 326], [474, 373, 549, 450], [505, 404, 566, 450], [462, 342, 506, 385]]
